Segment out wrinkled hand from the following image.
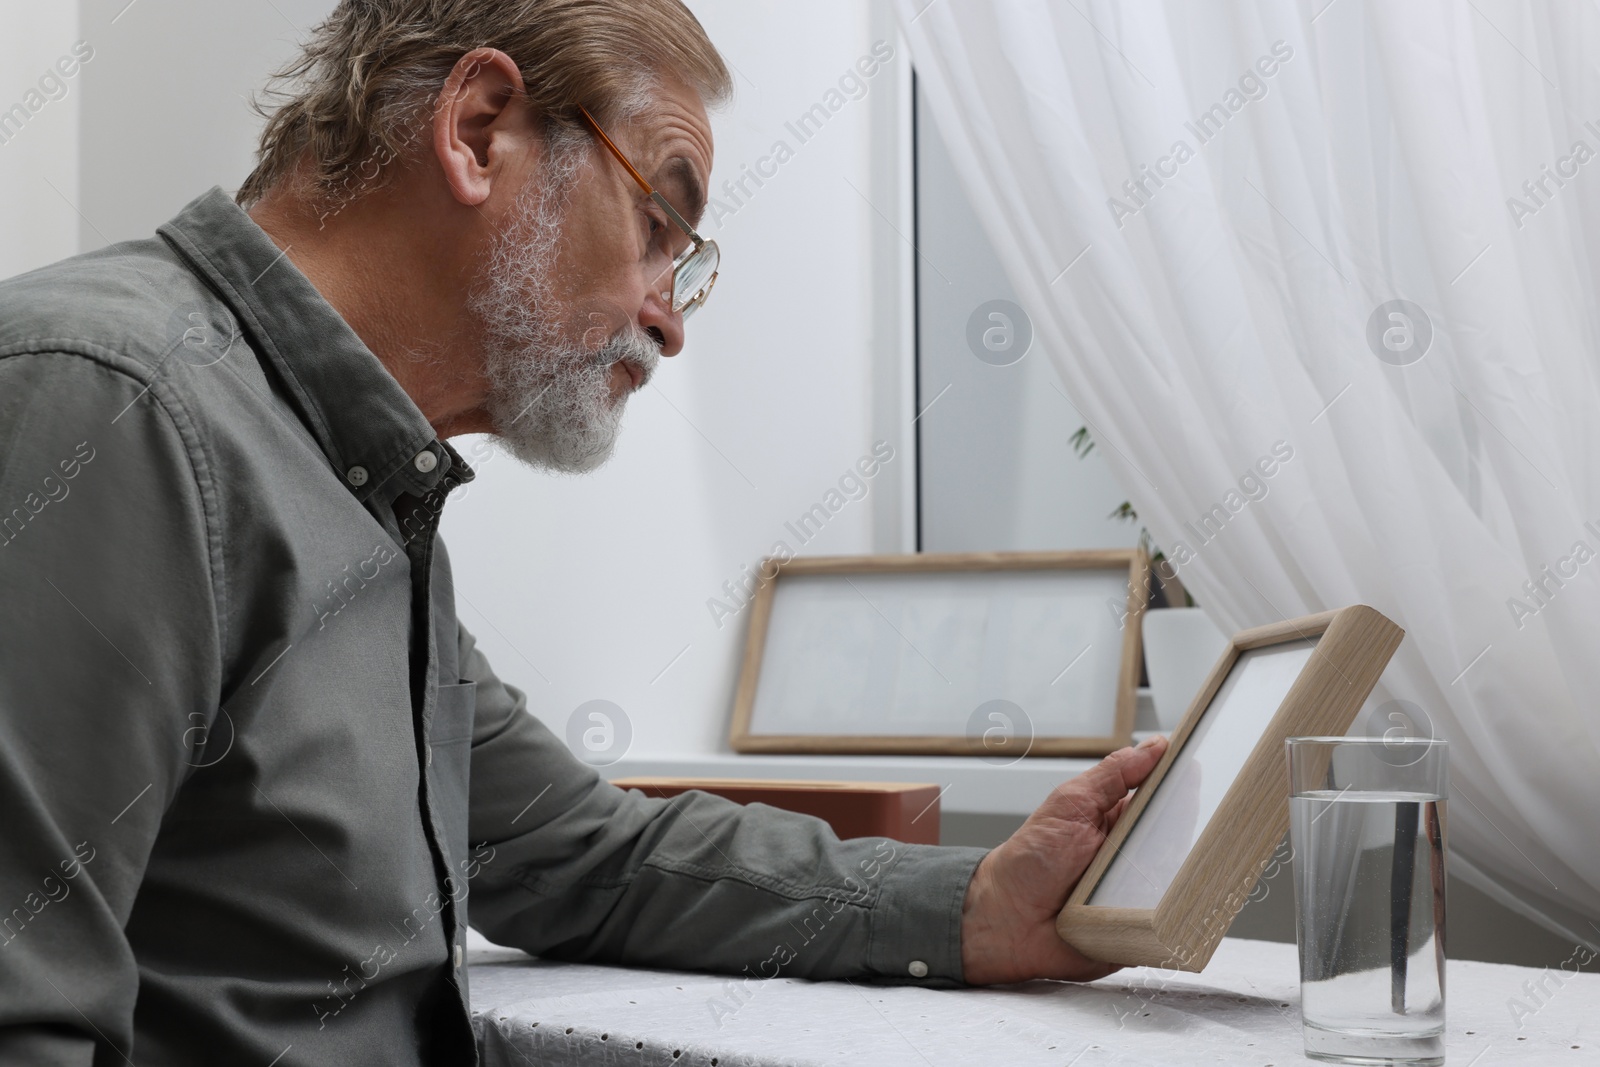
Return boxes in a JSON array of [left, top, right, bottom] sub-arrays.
[[959, 736, 1169, 985]]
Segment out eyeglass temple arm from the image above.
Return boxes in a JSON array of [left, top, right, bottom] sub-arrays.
[[577, 104, 704, 245]]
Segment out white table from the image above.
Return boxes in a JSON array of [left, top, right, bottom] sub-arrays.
[[469, 937, 1597, 1065]]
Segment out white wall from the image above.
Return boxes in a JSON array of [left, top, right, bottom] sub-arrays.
[[442, 0, 907, 757], [0, 2, 80, 279], [76, 0, 335, 244]]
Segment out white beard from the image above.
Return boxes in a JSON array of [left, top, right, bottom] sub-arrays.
[[468, 135, 662, 474]]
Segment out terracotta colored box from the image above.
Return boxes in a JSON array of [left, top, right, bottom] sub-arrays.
[[609, 777, 943, 845]]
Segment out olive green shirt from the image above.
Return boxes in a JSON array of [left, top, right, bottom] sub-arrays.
[[0, 186, 989, 1066]]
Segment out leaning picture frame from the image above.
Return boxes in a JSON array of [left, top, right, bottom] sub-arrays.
[[728, 550, 1149, 757], [1054, 604, 1405, 971]]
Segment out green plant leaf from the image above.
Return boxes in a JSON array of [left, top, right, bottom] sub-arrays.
[[1069, 425, 1096, 460]]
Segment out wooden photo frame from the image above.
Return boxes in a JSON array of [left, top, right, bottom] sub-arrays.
[[1055, 605, 1404, 972], [728, 550, 1149, 757]]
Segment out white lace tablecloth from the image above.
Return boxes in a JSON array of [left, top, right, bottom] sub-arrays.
[[468, 937, 1596, 1066]]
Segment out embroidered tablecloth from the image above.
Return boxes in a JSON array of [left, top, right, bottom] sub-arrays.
[[469, 936, 1596, 1065]]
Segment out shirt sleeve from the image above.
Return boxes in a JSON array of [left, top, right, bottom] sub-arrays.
[[457, 623, 990, 987], [0, 351, 222, 1064]]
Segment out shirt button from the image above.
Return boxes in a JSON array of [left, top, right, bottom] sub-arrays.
[[414, 449, 438, 473], [908, 960, 929, 978], [453, 943, 463, 969], [346, 465, 369, 486]]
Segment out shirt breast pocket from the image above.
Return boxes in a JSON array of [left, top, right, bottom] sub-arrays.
[[428, 680, 477, 882]]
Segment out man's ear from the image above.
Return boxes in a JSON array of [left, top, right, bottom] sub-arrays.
[[432, 47, 531, 208]]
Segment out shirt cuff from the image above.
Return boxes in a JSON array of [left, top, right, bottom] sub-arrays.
[[866, 843, 990, 987]]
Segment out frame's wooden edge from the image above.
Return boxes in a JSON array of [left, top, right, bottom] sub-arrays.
[[1110, 549, 1152, 748], [772, 549, 1139, 574], [727, 733, 1130, 757], [610, 777, 943, 792], [1231, 609, 1341, 651], [729, 549, 1145, 755], [1052, 906, 1183, 970], [727, 559, 783, 753], [1052, 910, 1215, 972], [1056, 605, 1405, 968]]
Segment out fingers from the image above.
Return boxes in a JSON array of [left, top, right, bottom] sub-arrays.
[[1083, 736, 1167, 806], [1121, 735, 1168, 787], [1072, 960, 1122, 983], [1045, 736, 1168, 826], [1105, 793, 1133, 830]]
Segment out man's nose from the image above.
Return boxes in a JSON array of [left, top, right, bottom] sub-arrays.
[[638, 286, 685, 357]]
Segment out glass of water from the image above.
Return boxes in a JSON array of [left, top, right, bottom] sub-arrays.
[[1287, 736, 1448, 1066]]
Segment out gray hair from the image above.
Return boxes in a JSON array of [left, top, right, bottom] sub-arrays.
[[235, 0, 731, 214]]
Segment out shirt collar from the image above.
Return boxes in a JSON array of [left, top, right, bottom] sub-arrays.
[[156, 186, 475, 504]]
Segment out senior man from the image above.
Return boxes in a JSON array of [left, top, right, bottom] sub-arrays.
[[0, 1, 1167, 1063]]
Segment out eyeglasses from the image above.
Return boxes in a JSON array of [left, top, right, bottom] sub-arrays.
[[577, 104, 719, 320]]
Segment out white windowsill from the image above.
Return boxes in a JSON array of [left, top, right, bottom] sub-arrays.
[[600, 691, 1162, 818]]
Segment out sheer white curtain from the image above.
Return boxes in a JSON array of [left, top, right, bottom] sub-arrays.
[[896, 0, 1600, 941]]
